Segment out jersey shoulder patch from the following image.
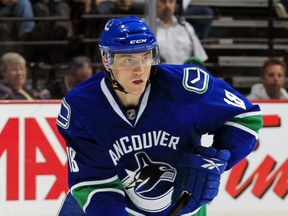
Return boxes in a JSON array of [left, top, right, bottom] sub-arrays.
[[182, 67, 209, 94], [56, 98, 71, 129]]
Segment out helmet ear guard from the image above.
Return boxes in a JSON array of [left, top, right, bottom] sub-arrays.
[[100, 50, 112, 69], [151, 45, 161, 65]]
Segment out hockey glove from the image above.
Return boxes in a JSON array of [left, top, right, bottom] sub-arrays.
[[172, 146, 230, 215]]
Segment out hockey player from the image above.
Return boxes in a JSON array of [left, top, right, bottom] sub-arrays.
[[56, 16, 263, 216]]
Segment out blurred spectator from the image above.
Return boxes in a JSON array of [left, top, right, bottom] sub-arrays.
[[0, 52, 41, 100], [0, 0, 35, 40], [274, 0, 288, 29], [95, 0, 143, 14], [30, 0, 73, 40], [74, 0, 143, 14], [183, 55, 204, 66], [42, 56, 93, 99], [247, 58, 288, 100], [275, 0, 288, 18], [156, 0, 208, 64], [72, 0, 96, 14], [182, 0, 214, 39], [80, 0, 144, 37]]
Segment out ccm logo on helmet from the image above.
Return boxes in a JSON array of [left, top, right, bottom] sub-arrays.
[[130, 39, 147, 44]]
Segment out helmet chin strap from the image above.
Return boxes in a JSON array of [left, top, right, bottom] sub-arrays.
[[112, 80, 128, 94], [102, 55, 129, 94], [105, 69, 129, 94]]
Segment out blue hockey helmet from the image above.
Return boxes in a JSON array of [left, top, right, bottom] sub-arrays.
[[99, 16, 160, 67]]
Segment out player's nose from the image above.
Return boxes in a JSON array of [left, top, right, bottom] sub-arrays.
[[133, 61, 145, 74]]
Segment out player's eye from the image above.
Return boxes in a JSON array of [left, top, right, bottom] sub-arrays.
[[124, 58, 135, 64], [114, 54, 153, 68], [141, 56, 151, 64]]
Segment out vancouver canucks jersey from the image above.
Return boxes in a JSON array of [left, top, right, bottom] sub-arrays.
[[56, 64, 262, 216]]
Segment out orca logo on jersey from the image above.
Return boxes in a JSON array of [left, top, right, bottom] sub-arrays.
[[182, 67, 209, 94], [56, 98, 71, 129], [123, 152, 176, 212]]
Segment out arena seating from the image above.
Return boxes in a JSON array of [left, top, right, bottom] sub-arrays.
[[0, 0, 287, 95], [186, 0, 288, 94]]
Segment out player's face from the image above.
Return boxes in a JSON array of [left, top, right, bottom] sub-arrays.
[[111, 51, 152, 95], [262, 64, 286, 94]]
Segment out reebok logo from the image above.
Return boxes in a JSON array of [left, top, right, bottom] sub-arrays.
[[201, 158, 224, 172]]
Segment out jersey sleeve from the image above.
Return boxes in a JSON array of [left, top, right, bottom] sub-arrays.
[[56, 98, 128, 216], [156, 64, 263, 170], [193, 74, 263, 170]]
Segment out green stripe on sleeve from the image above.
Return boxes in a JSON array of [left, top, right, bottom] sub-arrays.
[[231, 114, 263, 133]]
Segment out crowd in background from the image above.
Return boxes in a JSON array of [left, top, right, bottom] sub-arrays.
[[0, 0, 287, 101]]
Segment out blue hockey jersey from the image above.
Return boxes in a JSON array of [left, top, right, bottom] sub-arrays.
[[56, 64, 262, 216]]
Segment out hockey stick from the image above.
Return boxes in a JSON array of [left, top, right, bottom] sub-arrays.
[[167, 191, 190, 216]]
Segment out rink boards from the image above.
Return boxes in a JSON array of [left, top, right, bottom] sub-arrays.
[[0, 100, 287, 216]]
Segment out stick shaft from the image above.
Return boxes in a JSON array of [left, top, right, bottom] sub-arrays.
[[167, 191, 190, 216]]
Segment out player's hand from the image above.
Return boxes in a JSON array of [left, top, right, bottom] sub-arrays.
[[172, 146, 230, 215]]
